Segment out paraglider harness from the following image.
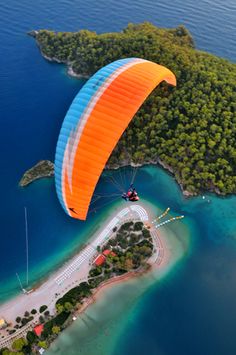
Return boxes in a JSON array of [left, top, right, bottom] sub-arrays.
[[122, 184, 139, 202]]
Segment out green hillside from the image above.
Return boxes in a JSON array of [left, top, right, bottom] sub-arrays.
[[35, 22, 236, 195]]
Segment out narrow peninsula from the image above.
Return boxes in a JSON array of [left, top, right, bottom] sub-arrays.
[[19, 160, 54, 187], [32, 22, 236, 197], [0, 203, 187, 354]]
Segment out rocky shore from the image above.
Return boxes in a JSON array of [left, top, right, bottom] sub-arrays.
[[18, 157, 201, 196], [19, 160, 54, 187], [28, 30, 89, 80]]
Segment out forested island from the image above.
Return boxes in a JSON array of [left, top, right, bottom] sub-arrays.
[[19, 160, 54, 187], [32, 22, 236, 196]]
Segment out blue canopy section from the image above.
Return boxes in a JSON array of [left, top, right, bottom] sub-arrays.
[[54, 58, 136, 214]]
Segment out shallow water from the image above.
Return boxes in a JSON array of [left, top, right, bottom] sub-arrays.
[[47, 207, 190, 355], [1, 0, 235, 301], [46, 166, 236, 355], [0, 0, 236, 353]]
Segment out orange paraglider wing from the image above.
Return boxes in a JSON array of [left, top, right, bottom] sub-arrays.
[[55, 58, 176, 220]]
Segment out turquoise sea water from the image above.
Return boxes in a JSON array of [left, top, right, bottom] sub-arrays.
[[0, 0, 236, 354], [47, 166, 236, 355]]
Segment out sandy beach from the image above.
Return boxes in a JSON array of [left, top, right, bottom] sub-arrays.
[[77, 217, 173, 316], [0, 201, 169, 349]]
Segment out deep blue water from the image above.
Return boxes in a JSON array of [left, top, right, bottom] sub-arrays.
[[1, 0, 236, 354]]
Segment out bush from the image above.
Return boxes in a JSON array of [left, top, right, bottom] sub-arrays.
[[12, 337, 27, 351], [41, 323, 53, 338], [107, 238, 117, 247], [119, 239, 129, 249], [38, 340, 48, 349], [52, 326, 60, 335], [54, 311, 70, 327], [116, 232, 126, 242], [143, 228, 151, 238], [31, 309, 37, 315], [8, 329, 16, 335], [15, 317, 21, 323], [132, 253, 142, 268], [138, 246, 153, 257], [104, 269, 112, 276], [39, 305, 48, 313], [21, 318, 29, 326], [41, 311, 70, 339], [64, 302, 73, 312], [24, 311, 29, 317], [89, 267, 102, 277], [130, 233, 141, 243], [134, 222, 143, 231], [56, 304, 64, 314], [137, 239, 153, 249], [119, 222, 133, 231], [88, 276, 105, 288], [56, 282, 91, 307], [39, 315, 45, 324], [26, 330, 37, 344]]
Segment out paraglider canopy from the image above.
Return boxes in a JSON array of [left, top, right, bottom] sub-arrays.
[[54, 58, 176, 220]]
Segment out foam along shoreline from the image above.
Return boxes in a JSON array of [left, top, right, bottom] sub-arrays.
[[79, 207, 181, 315], [47, 204, 189, 355], [0, 201, 185, 349]]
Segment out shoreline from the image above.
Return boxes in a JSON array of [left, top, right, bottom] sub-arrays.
[[35, 36, 90, 81], [47, 211, 177, 354], [0, 200, 121, 305], [0, 201, 123, 303], [76, 226, 171, 317], [19, 154, 225, 199], [19, 160, 54, 187], [0, 201, 171, 350], [76, 272, 142, 316]]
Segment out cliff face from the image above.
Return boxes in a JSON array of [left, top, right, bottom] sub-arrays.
[[19, 160, 54, 187]]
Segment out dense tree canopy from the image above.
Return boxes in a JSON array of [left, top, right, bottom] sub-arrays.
[[35, 22, 236, 195], [12, 338, 27, 352]]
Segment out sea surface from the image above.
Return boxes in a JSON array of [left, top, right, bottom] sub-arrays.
[[0, 0, 236, 354]]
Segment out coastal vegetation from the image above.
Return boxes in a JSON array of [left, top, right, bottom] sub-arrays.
[[87, 220, 153, 288], [0, 221, 154, 354], [19, 160, 54, 187], [34, 22, 236, 195], [39, 306, 47, 314]]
